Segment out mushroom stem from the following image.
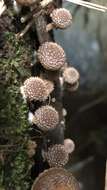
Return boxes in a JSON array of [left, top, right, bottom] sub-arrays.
[[46, 23, 55, 31]]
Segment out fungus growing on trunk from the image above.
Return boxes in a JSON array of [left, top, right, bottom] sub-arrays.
[[63, 67, 80, 85], [20, 77, 53, 101], [46, 144, 69, 167], [46, 8, 72, 31], [37, 42, 66, 71], [64, 139, 75, 154], [30, 105, 59, 131]]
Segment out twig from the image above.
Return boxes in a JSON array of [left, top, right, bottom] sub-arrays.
[[64, 0, 107, 12], [16, 20, 34, 38]]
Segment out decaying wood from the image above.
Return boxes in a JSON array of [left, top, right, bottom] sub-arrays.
[[29, 0, 64, 179]]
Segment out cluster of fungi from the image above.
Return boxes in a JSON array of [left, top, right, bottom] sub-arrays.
[[13, 0, 80, 189]]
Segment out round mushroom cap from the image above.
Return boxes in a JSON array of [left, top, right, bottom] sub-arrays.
[[16, 0, 37, 6], [50, 8, 72, 29], [37, 42, 66, 71], [31, 167, 80, 190], [33, 105, 59, 131], [63, 67, 80, 85], [64, 139, 75, 154], [23, 77, 49, 101], [46, 144, 69, 167]]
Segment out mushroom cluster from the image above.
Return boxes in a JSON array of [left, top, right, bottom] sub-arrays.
[[17, 1, 80, 189]]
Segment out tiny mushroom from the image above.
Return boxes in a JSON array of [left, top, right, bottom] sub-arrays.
[[62, 67, 80, 85], [46, 144, 69, 167], [31, 105, 59, 131], [20, 77, 53, 101], [37, 42, 66, 71], [64, 139, 75, 154], [31, 167, 80, 190], [46, 8, 72, 31]]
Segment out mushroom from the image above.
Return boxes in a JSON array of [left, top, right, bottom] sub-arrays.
[[64, 139, 75, 154], [46, 144, 69, 167], [20, 77, 53, 102], [46, 8, 72, 31], [37, 42, 66, 71], [31, 167, 80, 190], [30, 105, 59, 131], [62, 67, 80, 91]]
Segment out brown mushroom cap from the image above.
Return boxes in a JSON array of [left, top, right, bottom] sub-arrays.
[[31, 167, 80, 190], [33, 105, 59, 131], [46, 144, 69, 167], [23, 77, 50, 101], [63, 67, 80, 85], [37, 42, 66, 71], [50, 8, 72, 29], [64, 139, 75, 154], [15, 0, 37, 6]]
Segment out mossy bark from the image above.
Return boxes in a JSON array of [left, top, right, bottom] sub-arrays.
[[0, 1, 63, 189]]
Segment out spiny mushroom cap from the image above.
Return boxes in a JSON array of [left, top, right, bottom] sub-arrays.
[[16, 0, 37, 6], [50, 8, 72, 29], [22, 77, 50, 101], [37, 42, 66, 71], [64, 139, 75, 154], [63, 67, 80, 85], [46, 144, 69, 167], [31, 167, 80, 190], [33, 105, 59, 131]]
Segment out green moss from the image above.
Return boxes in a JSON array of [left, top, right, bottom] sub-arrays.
[[0, 32, 33, 189]]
